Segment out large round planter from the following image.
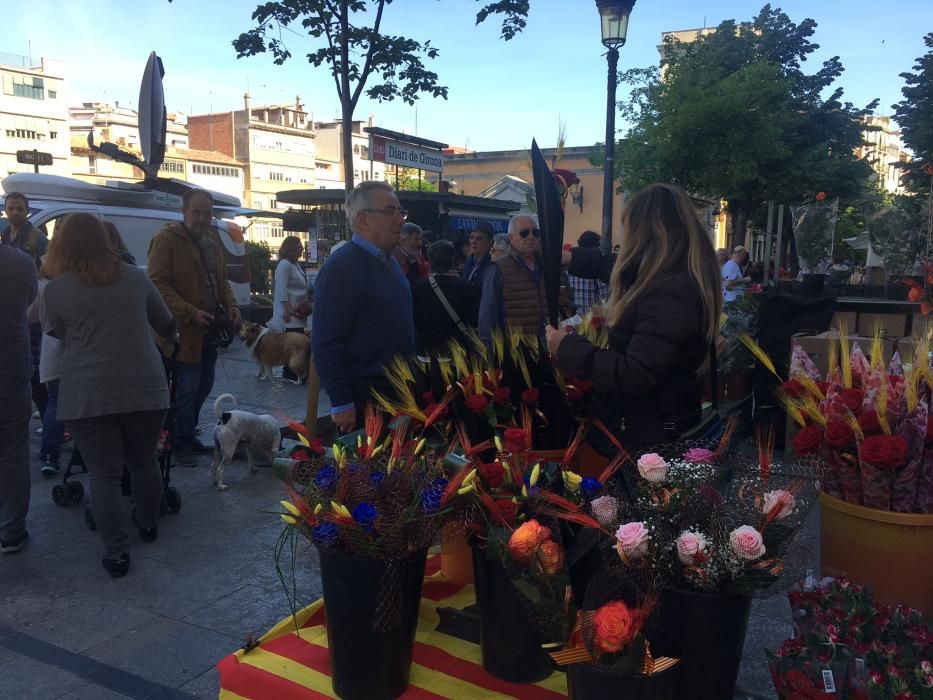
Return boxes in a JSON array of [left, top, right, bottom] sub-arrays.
[[820, 491, 933, 614], [318, 547, 428, 700], [658, 588, 752, 700], [471, 543, 554, 683], [566, 631, 681, 700]]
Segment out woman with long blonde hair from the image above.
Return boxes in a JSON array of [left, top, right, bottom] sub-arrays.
[[43, 213, 177, 578], [547, 183, 722, 454]]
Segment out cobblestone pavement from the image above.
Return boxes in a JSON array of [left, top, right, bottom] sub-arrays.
[[0, 339, 813, 699]]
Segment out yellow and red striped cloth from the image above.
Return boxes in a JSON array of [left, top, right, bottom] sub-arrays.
[[217, 556, 569, 699]]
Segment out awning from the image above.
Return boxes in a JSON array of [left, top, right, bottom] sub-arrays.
[[446, 214, 509, 233]]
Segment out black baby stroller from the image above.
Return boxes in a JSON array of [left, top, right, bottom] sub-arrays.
[[50, 346, 183, 530]]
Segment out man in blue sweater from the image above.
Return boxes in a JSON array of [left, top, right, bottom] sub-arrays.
[[312, 181, 415, 433]]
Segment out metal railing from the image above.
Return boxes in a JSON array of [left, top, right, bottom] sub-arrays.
[[0, 52, 37, 70]]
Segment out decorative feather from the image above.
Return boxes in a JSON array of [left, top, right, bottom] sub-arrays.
[[598, 450, 631, 485], [906, 366, 920, 414], [739, 334, 780, 379], [491, 328, 506, 366], [876, 381, 891, 435], [842, 412, 865, 441], [796, 374, 825, 401], [757, 426, 775, 482], [801, 397, 827, 427], [828, 339, 839, 380], [715, 417, 740, 457], [870, 325, 885, 370], [776, 392, 807, 427], [838, 327, 853, 389]]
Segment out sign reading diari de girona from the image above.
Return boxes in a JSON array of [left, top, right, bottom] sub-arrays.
[[369, 135, 444, 173]]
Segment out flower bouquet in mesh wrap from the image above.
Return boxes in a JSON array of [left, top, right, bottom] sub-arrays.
[[766, 327, 933, 513], [592, 428, 820, 598], [769, 576, 933, 699]]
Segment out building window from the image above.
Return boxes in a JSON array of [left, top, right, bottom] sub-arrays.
[[88, 156, 97, 174], [354, 170, 360, 180], [159, 160, 185, 175], [49, 131, 57, 139], [361, 145, 369, 159], [47, 89, 57, 99], [270, 198, 276, 210], [353, 144, 360, 155], [7, 128, 39, 140], [270, 171, 284, 182], [4, 75, 45, 100]]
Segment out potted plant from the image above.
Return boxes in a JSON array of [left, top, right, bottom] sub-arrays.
[[720, 293, 761, 401], [867, 207, 925, 300], [792, 196, 838, 294]]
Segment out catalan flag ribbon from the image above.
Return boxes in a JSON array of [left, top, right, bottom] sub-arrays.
[[218, 556, 568, 699]]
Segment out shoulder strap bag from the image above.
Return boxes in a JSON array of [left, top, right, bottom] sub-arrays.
[[428, 274, 470, 337]]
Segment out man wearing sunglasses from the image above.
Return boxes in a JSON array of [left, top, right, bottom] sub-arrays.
[[478, 214, 546, 342], [312, 181, 415, 433]]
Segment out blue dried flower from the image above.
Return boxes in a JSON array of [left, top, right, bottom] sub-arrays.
[[522, 474, 540, 498], [352, 502, 377, 530], [311, 522, 338, 547], [314, 465, 338, 492], [369, 471, 385, 487], [421, 477, 448, 513], [581, 477, 602, 498]]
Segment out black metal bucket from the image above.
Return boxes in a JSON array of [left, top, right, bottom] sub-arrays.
[[658, 588, 752, 700], [566, 630, 681, 700], [471, 544, 555, 683], [318, 547, 428, 700]]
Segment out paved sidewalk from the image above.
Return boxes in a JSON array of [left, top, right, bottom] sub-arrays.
[[0, 339, 812, 699]]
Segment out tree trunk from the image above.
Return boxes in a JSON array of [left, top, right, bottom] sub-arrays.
[[730, 206, 750, 251], [341, 105, 355, 193]]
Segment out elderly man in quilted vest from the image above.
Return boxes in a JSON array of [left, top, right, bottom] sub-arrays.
[[478, 214, 545, 342]]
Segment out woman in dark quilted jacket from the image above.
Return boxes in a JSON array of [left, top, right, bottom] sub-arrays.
[[546, 183, 722, 456]]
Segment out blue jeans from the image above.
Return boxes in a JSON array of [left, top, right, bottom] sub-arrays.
[[174, 342, 217, 447], [40, 379, 66, 463]]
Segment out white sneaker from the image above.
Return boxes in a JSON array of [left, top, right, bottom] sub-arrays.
[[35, 427, 43, 434], [32, 410, 40, 419]]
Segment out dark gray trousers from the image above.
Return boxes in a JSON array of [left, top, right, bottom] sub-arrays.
[[67, 410, 166, 557], [0, 386, 31, 543]]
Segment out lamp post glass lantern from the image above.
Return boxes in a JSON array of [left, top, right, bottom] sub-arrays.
[[596, 0, 635, 252]]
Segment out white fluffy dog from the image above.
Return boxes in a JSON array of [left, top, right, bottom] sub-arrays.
[[211, 393, 281, 491]]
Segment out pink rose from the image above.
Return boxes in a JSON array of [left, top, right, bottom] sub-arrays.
[[684, 447, 716, 464], [590, 495, 618, 527], [729, 525, 765, 560], [676, 530, 708, 565], [615, 521, 650, 559], [636, 453, 668, 482], [762, 490, 795, 519]]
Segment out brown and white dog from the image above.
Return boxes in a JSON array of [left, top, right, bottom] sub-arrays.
[[240, 321, 311, 382]]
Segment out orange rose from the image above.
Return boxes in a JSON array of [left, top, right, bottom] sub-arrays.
[[593, 600, 635, 653], [507, 519, 551, 562], [538, 539, 563, 575]]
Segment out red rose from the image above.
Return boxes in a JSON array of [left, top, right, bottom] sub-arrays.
[[860, 434, 908, 469], [492, 387, 511, 406], [521, 388, 540, 405], [859, 410, 883, 436], [465, 394, 489, 414], [909, 287, 923, 302], [478, 462, 505, 488], [565, 386, 584, 402], [491, 498, 519, 525], [792, 425, 823, 454], [503, 428, 531, 453], [782, 379, 807, 398], [839, 388, 864, 414], [824, 420, 855, 449]]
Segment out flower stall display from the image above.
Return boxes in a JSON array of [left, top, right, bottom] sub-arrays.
[[592, 430, 821, 699], [744, 331, 933, 613], [769, 576, 933, 699], [273, 410, 468, 700]]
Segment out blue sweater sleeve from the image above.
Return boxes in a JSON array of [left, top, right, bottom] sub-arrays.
[[311, 257, 355, 408]]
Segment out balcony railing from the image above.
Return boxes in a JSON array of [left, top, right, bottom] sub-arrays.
[[0, 52, 38, 70]]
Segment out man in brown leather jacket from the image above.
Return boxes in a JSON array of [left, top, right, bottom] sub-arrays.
[[478, 214, 546, 342]]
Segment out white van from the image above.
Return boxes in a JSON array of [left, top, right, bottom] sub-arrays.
[[1, 173, 254, 311]]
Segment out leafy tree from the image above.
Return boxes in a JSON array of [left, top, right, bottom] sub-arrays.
[[393, 167, 439, 192], [228, 1, 532, 193], [246, 240, 275, 296], [892, 33, 933, 196], [617, 5, 876, 249]]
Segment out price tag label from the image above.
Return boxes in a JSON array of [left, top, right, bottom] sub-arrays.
[[822, 669, 836, 693]]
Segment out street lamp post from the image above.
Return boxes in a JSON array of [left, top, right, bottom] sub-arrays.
[[596, 0, 635, 253]]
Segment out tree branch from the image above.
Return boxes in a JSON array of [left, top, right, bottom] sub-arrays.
[[349, 0, 385, 110], [320, 10, 343, 101]]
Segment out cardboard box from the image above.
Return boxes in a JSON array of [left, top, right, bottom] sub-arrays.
[[856, 312, 908, 339], [792, 331, 896, 378], [830, 311, 857, 332]]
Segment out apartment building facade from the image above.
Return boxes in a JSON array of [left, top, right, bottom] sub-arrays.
[[0, 53, 69, 176], [858, 115, 909, 195], [314, 117, 386, 188]]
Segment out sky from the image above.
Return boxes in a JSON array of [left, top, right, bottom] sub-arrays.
[[7, 0, 931, 152]]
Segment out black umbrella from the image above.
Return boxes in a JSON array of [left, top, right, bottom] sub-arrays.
[[531, 139, 565, 328]]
